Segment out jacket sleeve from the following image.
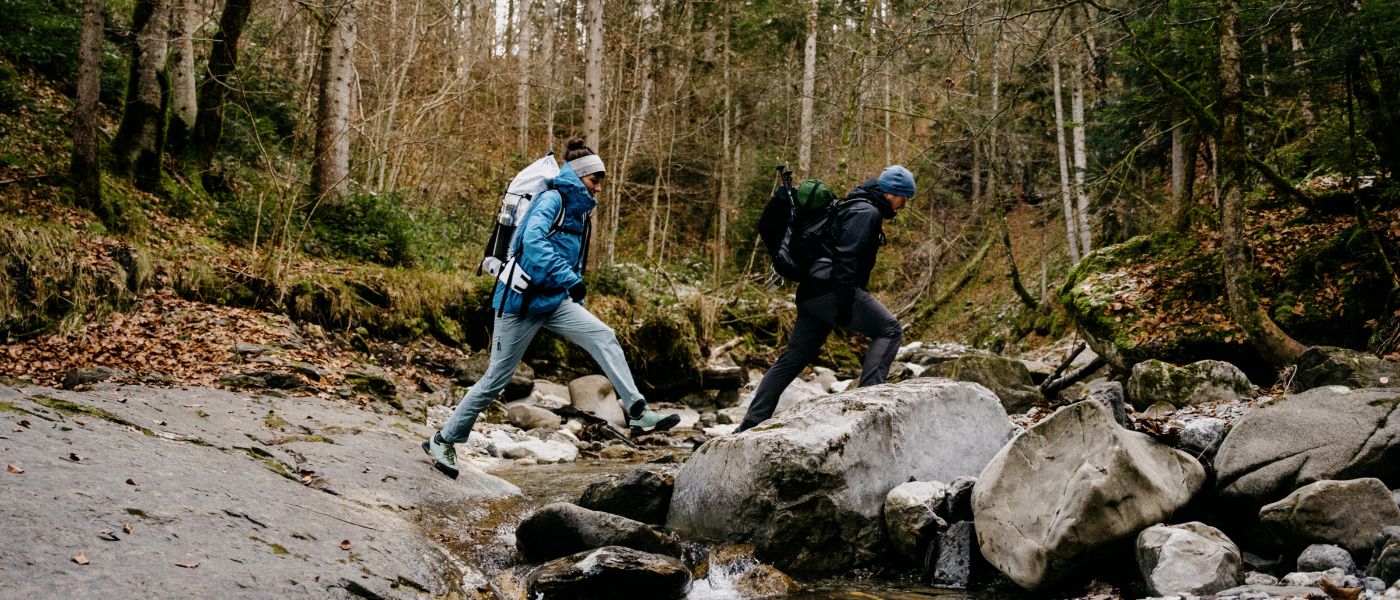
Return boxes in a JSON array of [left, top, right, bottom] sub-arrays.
[[516, 193, 584, 291], [830, 203, 880, 295]]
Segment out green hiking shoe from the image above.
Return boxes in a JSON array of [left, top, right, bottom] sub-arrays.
[[628, 409, 681, 436], [421, 433, 459, 479]]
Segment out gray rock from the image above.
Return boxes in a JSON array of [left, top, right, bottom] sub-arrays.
[[1243, 551, 1282, 574], [1127, 359, 1254, 410], [569, 375, 626, 429], [533, 380, 572, 405], [0, 384, 517, 599], [232, 342, 273, 356], [903, 342, 980, 367], [1216, 386, 1400, 505], [60, 366, 122, 389], [1293, 346, 1400, 392], [1297, 544, 1356, 575], [457, 354, 534, 401], [884, 481, 950, 562], [974, 400, 1206, 591], [1260, 478, 1400, 560], [344, 367, 397, 401], [1216, 583, 1337, 598], [1082, 379, 1129, 426], [1370, 526, 1400, 585], [944, 476, 977, 523], [1244, 572, 1281, 586], [506, 401, 561, 430], [288, 361, 328, 382], [1280, 567, 1360, 588], [926, 521, 979, 589], [668, 379, 1012, 575], [921, 353, 1042, 413], [515, 503, 681, 563], [527, 546, 692, 600], [215, 369, 305, 390], [770, 377, 827, 415], [1137, 522, 1243, 597], [715, 389, 742, 409], [578, 469, 675, 525], [1369, 577, 1388, 592], [1179, 418, 1229, 458], [679, 390, 717, 409]]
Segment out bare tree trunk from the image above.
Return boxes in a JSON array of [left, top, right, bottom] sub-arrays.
[[72, 0, 105, 214], [516, 0, 534, 154], [193, 0, 252, 171], [1051, 47, 1080, 264], [798, 0, 816, 176], [583, 0, 603, 149], [1218, 0, 1306, 367], [1290, 23, 1315, 125], [311, 0, 357, 205], [1071, 42, 1091, 257], [1170, 117, 1188, 230], [166, 0, 197, 157], [111, 0, 171, 192], [541, 0, 556, 151], [717, 0, 731, 275]]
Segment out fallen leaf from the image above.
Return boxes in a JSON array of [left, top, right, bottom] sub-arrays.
[[122, 523, 133, 535], [175, 554, 199, 569], [6, 464, 22, 474], [340, 539, 352, 551], [125, 478, 136, 485], [98, 530, 118, 541], [17, 420, 29, 428], [68, 453, 82, 462], [72, 552, 89, 565]]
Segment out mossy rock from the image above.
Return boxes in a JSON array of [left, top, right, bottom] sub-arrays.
[[627, 309, 703, 401]]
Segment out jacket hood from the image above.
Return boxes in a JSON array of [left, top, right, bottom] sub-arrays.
[[849, 177, 896, 220], [552, 163, 598, 216]]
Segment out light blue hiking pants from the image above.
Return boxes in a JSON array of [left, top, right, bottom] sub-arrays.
[[438, 299, 645, 444]]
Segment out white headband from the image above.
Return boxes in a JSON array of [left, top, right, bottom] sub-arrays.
[[567, 155, 606, 178]]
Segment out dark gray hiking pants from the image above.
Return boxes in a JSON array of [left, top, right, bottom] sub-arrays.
[[737, 288, 902, 431]]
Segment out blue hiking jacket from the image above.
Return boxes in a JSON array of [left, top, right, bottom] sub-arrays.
[[492, 163, 595, 316]]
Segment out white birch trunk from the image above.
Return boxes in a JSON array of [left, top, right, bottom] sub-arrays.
[[1051, 47, 1080, 264], [798, 0, 817, 176], [1071, 44, 1091, 257], [516, 0, 534, 154], [1170, 119, 1185, 224]]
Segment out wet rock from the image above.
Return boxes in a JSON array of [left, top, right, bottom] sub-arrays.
[[679, 390, 717, 410], [506, 401, 561, 430], [598, 443, 639, 461], [1292, 346, 1400, 392], [669, 379, 1012, 575], [922, 353, 1042, 413], [1215, 387, 1400, 505], [526, 546, 691, 600], [1179, 417, 1228, 458], [925, 521, 980, 589], [1369, 527, 1400, 585], [1136, 522, 1243, 596], [569, 375, 626, 429], [884, 481, 950, 562], [974, 400, 1206, 591], [1127, 359, 1254, 410], [483, 430, 578, 463], [944, 476, 977, 523], [60, 366, 122, 389], [715, 389, 742, 409], [693, 545, 797, 598], [577, 468, 675, 525], [730, 563, 797, 598], [1297, 544, 1356, 575], [1260, 478, 1400, 561], [456, 355, 534, 401], [516, 503, 682, 563], [1216, 583, 1334, 598], [701, 365, 747, 391]]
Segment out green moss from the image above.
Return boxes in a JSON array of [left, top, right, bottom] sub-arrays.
[[263, 411, 287, 430], [124, 508, 147, 517], [32, 395, 154, 435], [249, 535, 290, 556]]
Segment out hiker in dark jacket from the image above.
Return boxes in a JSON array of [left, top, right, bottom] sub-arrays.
[[735, 165, 915, 433], [422, 139, 680, 479]]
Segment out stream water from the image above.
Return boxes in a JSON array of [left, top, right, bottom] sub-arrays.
[[462, 458, 993, 599]]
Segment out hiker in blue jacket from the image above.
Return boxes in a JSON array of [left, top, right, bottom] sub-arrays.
[[423, 139, 680, 479], [735, 165, 916, 433]]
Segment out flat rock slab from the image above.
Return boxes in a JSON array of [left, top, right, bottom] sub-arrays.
[[0, 384, 518, 598]]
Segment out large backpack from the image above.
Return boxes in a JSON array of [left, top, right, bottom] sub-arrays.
[[758, 167, 840, 281], [480, 153, 560, 293]]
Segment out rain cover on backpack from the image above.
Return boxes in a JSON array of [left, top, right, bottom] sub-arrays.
[[481, 153, 560, 290]]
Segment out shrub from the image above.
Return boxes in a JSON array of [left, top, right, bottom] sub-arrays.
[[309, 190, 417, 266]]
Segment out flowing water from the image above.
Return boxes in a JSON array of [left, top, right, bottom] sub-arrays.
[[462, 457, 996, 600]]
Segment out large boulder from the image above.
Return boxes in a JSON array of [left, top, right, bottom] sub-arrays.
[[515, 503, 681, 563], [526, 546, 691, 600], [926, 521, 982, 589], [1126, 359, 1254, 409], [1259, 478, 1400, 561], [1369, 527, 1400, 585], [1215, 387, 1400, 505], [569, 375, 626, 429], [1136, 522, 1243, 597], [1297, 544, 1358, 575], [578, 468, 675, 525], [505, 401, 561, 430], [667, 379, 1013, 575], [921, 353, 1042, 413], [1293, 346, 1400, 392], [883, 481, 950, 562], [973, 400, 1206, 591]]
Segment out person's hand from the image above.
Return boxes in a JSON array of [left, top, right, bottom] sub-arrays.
[[569, 281, 587, 303]]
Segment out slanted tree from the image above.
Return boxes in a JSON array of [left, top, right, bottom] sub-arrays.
[[110, 0, 171, 192]]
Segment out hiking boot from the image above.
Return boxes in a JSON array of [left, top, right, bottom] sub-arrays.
[[421, 433, 459, 479], [628, 409, 681, 436]]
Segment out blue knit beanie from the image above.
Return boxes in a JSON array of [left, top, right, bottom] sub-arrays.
[[878, 165, 916, 198]]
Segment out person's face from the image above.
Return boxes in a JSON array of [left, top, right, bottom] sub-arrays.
[[583, 173, 606, 196], [884, 192, 909, 212]]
